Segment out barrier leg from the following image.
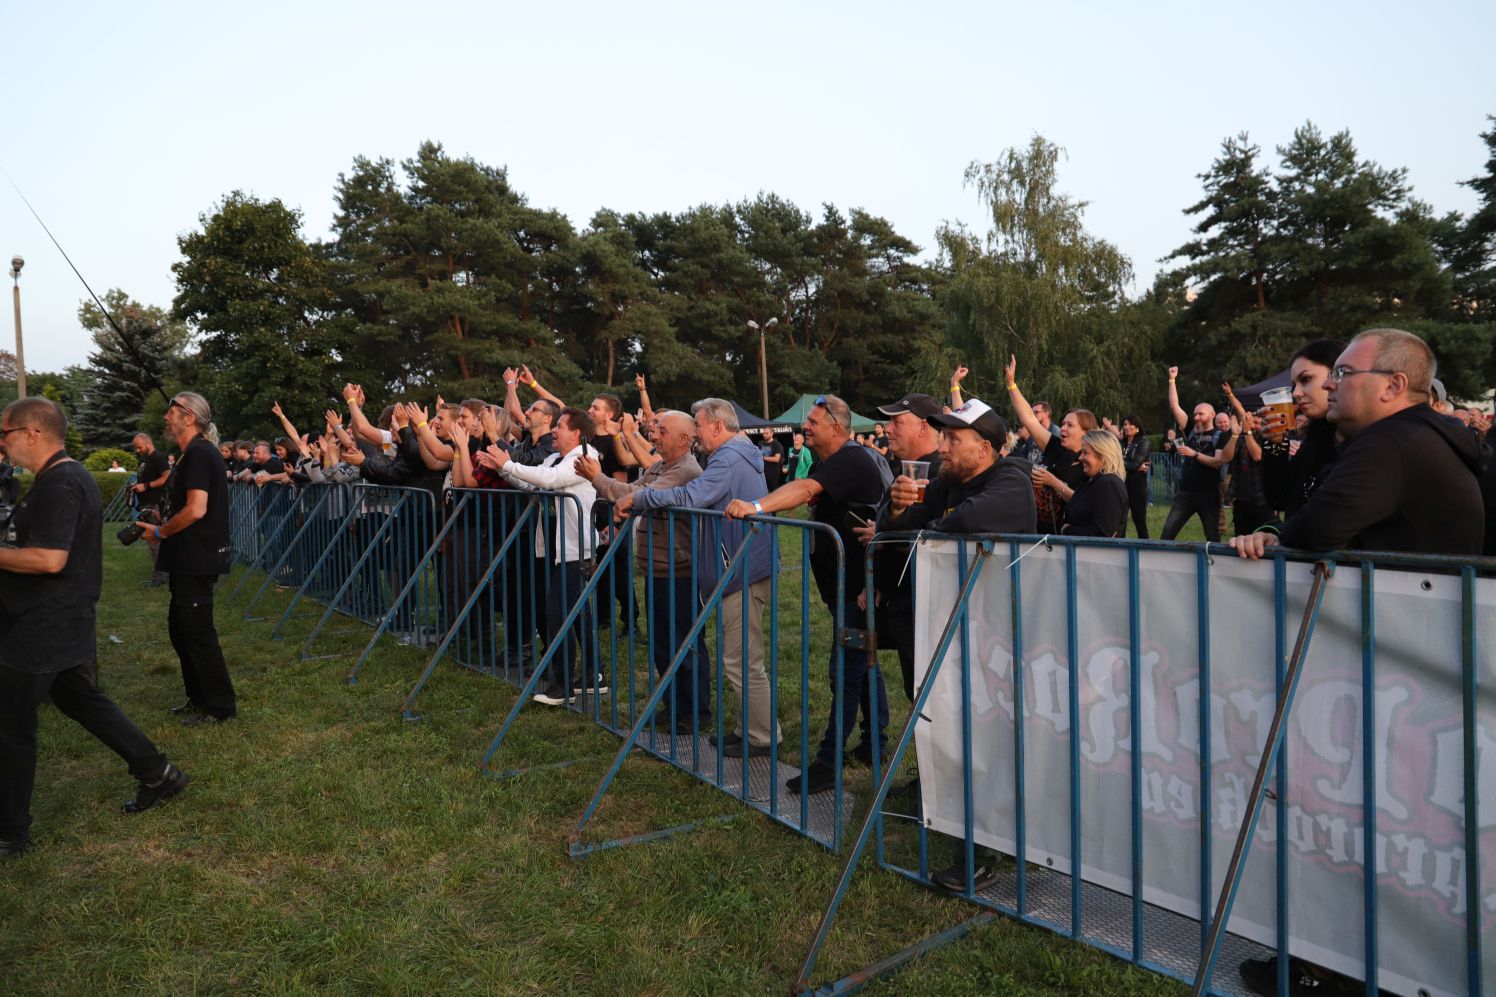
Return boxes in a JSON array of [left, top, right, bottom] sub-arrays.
[[238, 490, 334, 613], [340, 495, 478, 675], [563, 535, 761, 857], [399, 501, 540, 719], [1189, 560, 1333, 997], [794, 545, 990, 993], [271, 494, 407, 640]]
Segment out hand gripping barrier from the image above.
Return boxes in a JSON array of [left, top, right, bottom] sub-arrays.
[[794, 533, 1496, 997]]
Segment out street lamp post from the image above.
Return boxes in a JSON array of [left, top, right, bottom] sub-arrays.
[[8, 256, 23, 400], [747, 316, 778, 419]]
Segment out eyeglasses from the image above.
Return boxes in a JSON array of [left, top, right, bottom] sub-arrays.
[[1328, 365, 1397, 384], [0, 425, 28, 437]]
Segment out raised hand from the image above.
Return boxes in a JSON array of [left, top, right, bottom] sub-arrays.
[[519, 364, 534, 385], [620, 412, 637, 435], [635, 373, 647, 391], [449, 422, 469, 451], [952, 364, 969, 386], [342, 446, 365, 466], [343, 383, 358, 402], [271, 400, 284, 417], [1168, 366, 1179, 380], [325, 409, 342, 429], [503, 367, 518, 386], [1004, 354, 1018, 386], [406, 402, 429, 426]]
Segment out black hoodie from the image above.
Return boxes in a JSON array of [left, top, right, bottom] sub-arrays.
[[1279, 404, 1484, 556]]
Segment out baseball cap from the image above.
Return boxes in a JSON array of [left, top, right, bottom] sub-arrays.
[[877, 393, 943, 419], [928, 398, 1009, 447], [1430, 377, 1448, 403]]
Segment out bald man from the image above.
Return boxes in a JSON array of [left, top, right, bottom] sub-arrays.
[[1163, 366, 1228, 541]]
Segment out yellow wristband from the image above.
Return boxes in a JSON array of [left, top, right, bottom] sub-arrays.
[[1006, 383, 1017, 391], [526, 378, 537, 387], [416, 421, 427, 429]]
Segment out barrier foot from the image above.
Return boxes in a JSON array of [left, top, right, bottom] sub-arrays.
[[401, 709, 422, 723], [566, 813, 737, 860], [481, 756, 588, 780], [793, 911, 998, 996]]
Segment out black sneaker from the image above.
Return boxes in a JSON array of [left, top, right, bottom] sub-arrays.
[[123, 763, 190, 814], [0, 836, 32, 859], [571, 673, 610, 696], [1238, 955, 1387, 997], [850, 740, 884, 768], [167, 701, 198, 715], [786, 760, 837, 794], [931, 856, 1000, 893], [709, 732, 743, 750], [533, 683, 573, 706]]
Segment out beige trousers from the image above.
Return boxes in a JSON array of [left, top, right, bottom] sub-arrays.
[[718, 578, 780, 748]]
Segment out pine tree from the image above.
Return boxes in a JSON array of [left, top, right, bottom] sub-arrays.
[[75, 290, 182, 449]]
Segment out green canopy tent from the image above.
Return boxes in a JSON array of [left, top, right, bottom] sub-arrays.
[[774, 394, 881, 433]]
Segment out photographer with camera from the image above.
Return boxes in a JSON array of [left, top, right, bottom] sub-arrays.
[[131, 433, 171, 587], [0, 398, 189, 858], [137, 392, 236, 726]]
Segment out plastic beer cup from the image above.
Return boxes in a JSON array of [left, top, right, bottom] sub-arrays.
[[901, 460, 931, 502], [1260, 386, 1295, 442]]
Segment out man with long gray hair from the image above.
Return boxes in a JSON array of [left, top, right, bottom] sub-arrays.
[[139, 392, 236, 724]]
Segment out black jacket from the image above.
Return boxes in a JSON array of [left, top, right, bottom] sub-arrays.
[[1062, 474, 1128, 537], [1480, 442, 1495, 558], [1262, 418, 1339, 516], [1278, 405, 1484, 556], [883, 456, 1037, 536]]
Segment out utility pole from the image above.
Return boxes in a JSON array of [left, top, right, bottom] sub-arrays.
[[747, 316, 778, 419], [8, 256, 24, 399]]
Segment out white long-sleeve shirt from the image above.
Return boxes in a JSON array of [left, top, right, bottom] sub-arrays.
[[498, 444, 598, 564]]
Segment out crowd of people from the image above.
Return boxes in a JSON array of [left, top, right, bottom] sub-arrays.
[[8, 326, 1494, 930]]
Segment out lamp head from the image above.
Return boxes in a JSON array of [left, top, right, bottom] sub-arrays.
[[745, 319, 759, 331], [7, 256, 20, 279], [765, 317, 779, 329]]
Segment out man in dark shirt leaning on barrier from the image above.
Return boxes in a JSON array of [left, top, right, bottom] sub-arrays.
[[0, 399, 189, 858], [726, 394, 889, 794], [1231, 328, 1485, 560], [877, 397, 1037, 892]]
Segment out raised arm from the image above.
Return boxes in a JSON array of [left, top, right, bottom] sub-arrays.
[[270, 401, 305, 455], [949, 364, 968, 408], [635, 373, 656, 423], [1167, 366, 1188, 431], [344, 383, 386, 446], [1004, 354, 1052, 451], [520, 365, 563, 408]]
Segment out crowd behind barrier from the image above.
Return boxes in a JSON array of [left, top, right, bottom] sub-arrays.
[[108, 327, 1492, 995]]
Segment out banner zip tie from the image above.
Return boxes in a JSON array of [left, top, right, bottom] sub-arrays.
[[1007, 535, 1052, 569]]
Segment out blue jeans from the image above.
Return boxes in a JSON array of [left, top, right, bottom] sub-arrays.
[[815, 597, 888, 766], [647, 572, 710, 723]]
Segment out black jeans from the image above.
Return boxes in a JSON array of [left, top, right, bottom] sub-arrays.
[[168, 573, 236, 718], [1161, 489, 1221, 542], [542, 560, 599, 690], [0, 663, 166, 844], [1125, 472, 1150, 539]]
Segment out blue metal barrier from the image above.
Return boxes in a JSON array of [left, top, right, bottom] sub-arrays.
[[486, 507, 874, 854], [794, 533, 1495, 997], [101, 474, 138, 523], [234, 484, 346, 612], [271, 484, 439, 643]]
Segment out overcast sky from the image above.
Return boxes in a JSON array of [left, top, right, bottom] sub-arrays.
[[2, 0, 1492, 373]]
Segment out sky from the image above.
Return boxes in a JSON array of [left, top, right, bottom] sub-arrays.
[[2, 1, 1492, 374]]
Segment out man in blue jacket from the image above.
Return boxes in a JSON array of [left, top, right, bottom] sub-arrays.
[[617, 399, 779, 757]]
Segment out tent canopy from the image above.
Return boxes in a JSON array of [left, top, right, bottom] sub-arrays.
[[726, 400, 796, 435], [773, 394, 881, 433], [1232, 369, 1291, 411]]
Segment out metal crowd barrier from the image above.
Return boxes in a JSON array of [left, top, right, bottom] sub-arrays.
[[470, 504, 873, 854], [794, 532, 1496, 997], [101, 473, 138, 522]]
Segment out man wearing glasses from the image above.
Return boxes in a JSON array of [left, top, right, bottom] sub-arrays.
[[1231, 328, 1484, 558], [0, 399, 189, 858]]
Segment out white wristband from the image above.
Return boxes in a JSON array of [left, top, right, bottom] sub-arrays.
[[752, 500, 763, 515]]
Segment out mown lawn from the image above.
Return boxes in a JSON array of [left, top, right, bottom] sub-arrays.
[[0, 503, 1205, 995]]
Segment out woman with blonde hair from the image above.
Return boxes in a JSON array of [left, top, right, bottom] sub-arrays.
[[1061, 429, 1128, 537]]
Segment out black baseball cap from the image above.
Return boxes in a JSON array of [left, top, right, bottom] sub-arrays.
[[877, 393, 943, 420], [928, 398, 1009, 447]]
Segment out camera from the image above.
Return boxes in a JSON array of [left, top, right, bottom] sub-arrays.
[[117, 506, 163, 546]]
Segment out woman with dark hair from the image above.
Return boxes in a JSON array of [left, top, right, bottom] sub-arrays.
[[1119, 415, 1150, 538], [1260, 339, 1346, 517], [1004, 354, 1098, 532]]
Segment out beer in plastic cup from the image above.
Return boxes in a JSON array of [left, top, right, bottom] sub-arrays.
[[1260, 386, 1295, 442], [901, 460, 931, 502]]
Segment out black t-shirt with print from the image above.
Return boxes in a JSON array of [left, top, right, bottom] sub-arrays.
[[760, 438, 785, 490], [1179, 428, 1226, 493], [0, 456, 101, 674], [137, 449, 172, 508]]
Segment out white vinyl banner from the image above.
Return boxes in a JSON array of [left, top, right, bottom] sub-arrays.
[[913, 539, 1496, 997]]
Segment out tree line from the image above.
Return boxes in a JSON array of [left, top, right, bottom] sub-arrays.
[[15, 118, 1495, 451]]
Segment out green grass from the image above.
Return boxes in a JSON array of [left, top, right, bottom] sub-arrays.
[[0, 513, 1203, 995]]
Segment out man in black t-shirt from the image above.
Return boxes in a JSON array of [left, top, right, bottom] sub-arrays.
[[1162, 367, 1228, 541], [726, 394, 890, 794], [132, 433, 172, 587], [759, 430, 785, 491], [0, 399, 188, 858], [145, 391, 236, 724]]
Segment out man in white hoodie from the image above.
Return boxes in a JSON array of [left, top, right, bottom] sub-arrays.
[[481, 406, 601, 706]]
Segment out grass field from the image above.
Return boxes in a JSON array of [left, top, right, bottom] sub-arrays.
[[0, 502, 1208, 995]]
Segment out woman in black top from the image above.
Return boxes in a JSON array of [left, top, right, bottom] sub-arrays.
[[1062, 430, 1129, 537], [1119, 415, 1150, 538], [1260, 340, 1345, 518], [1005, 355, 1098, 531]]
